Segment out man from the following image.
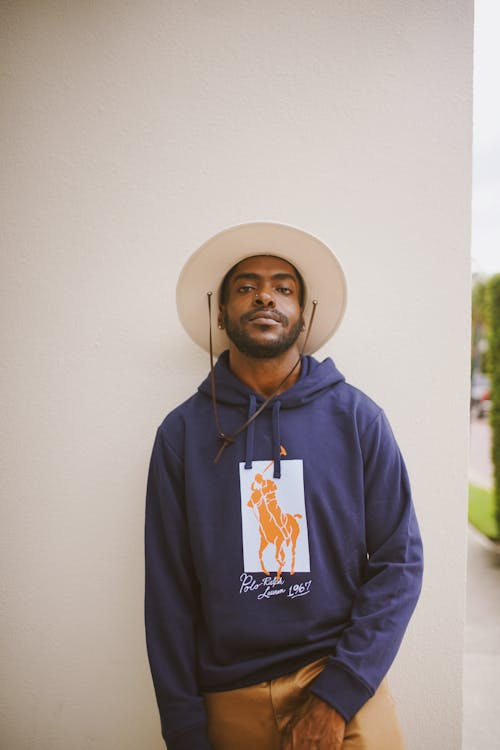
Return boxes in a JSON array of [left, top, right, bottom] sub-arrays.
[[145, 222, 423, 750]]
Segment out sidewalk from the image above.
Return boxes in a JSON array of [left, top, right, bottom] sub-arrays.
[[463, 417, 499, 750]]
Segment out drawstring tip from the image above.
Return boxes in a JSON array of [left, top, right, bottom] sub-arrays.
[[213, 433, 234, 464]]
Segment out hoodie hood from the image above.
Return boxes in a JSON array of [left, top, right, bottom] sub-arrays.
[[198, 351, 345, 478], [198, 351, 345, 408]]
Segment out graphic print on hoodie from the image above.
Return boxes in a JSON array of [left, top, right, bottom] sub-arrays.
[[240, 453, 310, 596]]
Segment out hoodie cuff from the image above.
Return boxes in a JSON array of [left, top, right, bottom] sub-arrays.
[[309, 660, 374, 723], [164, 723, 214, 750]]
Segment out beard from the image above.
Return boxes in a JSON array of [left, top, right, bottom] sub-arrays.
[[223, 310, 303, 359]]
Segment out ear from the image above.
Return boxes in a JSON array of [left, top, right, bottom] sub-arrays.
[[217, 307, 225, 330]]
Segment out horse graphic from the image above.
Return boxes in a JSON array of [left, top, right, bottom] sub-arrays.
[[247, 472, 302, 580]]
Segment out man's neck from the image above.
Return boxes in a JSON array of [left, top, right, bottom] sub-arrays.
[[227, 346, 302, 398]]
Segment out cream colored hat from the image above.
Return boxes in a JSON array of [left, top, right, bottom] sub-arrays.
[[176, 222, 347, 355]]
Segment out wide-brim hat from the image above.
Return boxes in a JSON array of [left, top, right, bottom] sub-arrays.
[[176, 222, 347, 355]]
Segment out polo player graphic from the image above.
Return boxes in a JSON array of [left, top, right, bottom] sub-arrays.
[[247, 452, 302, 580]]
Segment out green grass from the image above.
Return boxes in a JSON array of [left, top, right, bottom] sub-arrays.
[[468, 484, 499, 540]]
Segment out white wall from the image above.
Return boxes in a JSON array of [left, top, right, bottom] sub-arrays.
[[1, 2, 472, 748]]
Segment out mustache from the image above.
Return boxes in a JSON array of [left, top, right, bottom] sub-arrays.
[[240, 310, 290, 325]]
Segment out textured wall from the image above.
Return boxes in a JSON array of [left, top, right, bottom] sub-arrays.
[[1, 2, 472, 748]]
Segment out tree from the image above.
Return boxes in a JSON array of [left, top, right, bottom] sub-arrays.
[[486, 274, 500, 530], [471, 275, 489, 375]]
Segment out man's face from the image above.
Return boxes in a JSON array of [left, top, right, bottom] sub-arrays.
[[219, 255, 304, 359]]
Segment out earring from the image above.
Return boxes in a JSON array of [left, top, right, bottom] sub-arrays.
[[218, 323, 223, 329]]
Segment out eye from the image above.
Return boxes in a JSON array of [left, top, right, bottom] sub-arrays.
[[237, 284, 256, 294], [277, 286, 293, 295]]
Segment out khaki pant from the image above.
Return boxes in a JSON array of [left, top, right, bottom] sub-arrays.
[[205, 658, 406, 750]]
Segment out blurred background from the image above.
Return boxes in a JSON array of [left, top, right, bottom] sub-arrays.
[[465, 1, 500, 748]]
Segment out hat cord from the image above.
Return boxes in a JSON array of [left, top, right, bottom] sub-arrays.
[[207, 292, 318, 464]]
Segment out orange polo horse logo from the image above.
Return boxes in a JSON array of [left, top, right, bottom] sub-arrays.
[[247, 458, 302, 580]]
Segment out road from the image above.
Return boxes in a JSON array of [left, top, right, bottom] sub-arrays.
[[469, 417, 494, 489]]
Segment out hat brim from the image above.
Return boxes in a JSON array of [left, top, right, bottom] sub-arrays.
[[176, 222, 347, 356]]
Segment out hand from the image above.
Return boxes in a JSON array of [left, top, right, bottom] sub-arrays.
[[281, 693, 346, 750]]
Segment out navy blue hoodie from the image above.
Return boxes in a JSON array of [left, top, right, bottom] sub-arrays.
[[145, 353, 423, 750]]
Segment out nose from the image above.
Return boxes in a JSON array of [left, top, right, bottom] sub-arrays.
[[254, 290, 275, 307]]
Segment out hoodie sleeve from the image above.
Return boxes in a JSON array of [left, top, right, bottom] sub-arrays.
[[145, 427, 214, 750], [310, 410, 423, 721]]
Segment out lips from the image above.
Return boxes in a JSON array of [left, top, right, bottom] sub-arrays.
[[246, 311, 284, 323]]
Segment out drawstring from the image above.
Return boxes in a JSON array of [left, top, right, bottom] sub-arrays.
[[207, 292, 318, 464], [207, 292, 235, 462], [272, 401, 281, 478], [245, 395, 257, 469]]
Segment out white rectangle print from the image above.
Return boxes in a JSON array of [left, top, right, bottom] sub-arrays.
[[239, 459, 310, 575]]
